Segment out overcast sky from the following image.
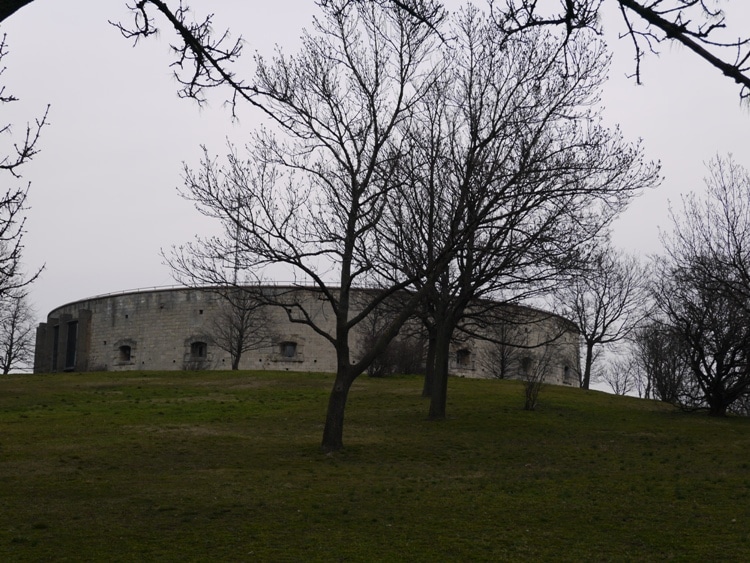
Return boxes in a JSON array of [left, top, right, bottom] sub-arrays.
[[3, 1, 750, 323]]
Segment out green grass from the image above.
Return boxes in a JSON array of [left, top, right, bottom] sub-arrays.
[[1, 371, 749, 561]]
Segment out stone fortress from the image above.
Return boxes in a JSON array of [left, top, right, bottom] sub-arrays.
[[34, 285, 580, 386]]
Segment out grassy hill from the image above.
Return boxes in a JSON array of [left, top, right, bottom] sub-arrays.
[[1, 371, 748, 561]]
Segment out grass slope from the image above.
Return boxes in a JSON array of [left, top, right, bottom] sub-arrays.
[[0, 371, 749, 561]]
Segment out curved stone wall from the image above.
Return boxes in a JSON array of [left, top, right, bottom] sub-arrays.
[[33, 286, 580, 385]]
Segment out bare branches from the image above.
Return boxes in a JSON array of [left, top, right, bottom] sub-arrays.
[[167, 1, 445, 451], [554, 244, 652, 389], [490, 0, 602, 38], [0, 104, 48, 178], [654, 155, 750, 415], [4, 0, 750, 112], [381, 7, 657, 413], [0, 36, 44, 298], [618, 0, 750, 98], [0, 289, 35, 374], [489, 1, 750, 100], [0, 36, 49, 178], [208, 286, 272, 370], [111, 0, 254, 113]]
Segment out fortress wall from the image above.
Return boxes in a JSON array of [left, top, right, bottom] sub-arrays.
[[34, 287, 580, 385], [35, 288, 340, 374], [448, 306, 580, 386]]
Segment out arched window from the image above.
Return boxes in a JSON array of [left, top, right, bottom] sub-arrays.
[[115, 340, 136, 365], [190, 341, 207, 359]]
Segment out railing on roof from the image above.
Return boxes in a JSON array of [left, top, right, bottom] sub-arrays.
[[83, 280, 329, 301]]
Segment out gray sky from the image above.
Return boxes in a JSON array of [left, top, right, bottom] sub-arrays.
[[3, 0, 750, 323]]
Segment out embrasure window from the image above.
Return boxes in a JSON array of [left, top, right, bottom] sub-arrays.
[[119, 345, 132, 362], [280, 341, 297, 358], [456, 348, 471, 366], [190, 341, 207, 359]]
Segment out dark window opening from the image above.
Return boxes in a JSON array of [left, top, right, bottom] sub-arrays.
[[280, 341, 297, 358], [52, 325, 60, 371], [456, 348, 471, 367], [119, 345, 132, 362], [65, 321, 78, 370], [191, 341, 207, 359], [563, 365, 573, 385]]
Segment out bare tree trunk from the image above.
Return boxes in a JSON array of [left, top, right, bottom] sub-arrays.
[[231, 328, 242, 370], [321, 367, 354, 452], [581, 341, 595, 389], [421, 327, 436, 398], [706, 384, 734, 417], [428, 323, 452, 420]]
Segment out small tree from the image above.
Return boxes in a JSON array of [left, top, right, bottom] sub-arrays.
[[480, 317, 526, 380], [474, 305, 567, 383], [600, 354, 639, 396], [554, 244, 651, 390], [521, 346, 552, 411], [209, 286, 271, 370], [631, 321, 689, 403], [0, 290, 35, 374]]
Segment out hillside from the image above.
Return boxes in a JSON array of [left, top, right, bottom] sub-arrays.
[[1, 371, 748, 561]]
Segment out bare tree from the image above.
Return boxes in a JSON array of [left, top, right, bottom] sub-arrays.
[[166, 1, 446, 452], [209, 286, 271, 370], [654, 155, 750, 416], [0, 38, 44, 377], [478, 306, 573, 396], [381, 8, 658, 419], [553, 244, 652, 389], [0, 290, 35, 374], [600, 354, 639, 396], [521, 343, 553, 411], [631, 320, 689, 403], [114, 1, 655, 440], [652, 259, 750, 415], [480, 314, 527, 380]]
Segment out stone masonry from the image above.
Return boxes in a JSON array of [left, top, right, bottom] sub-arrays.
[[34, 286, 580, 385]]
